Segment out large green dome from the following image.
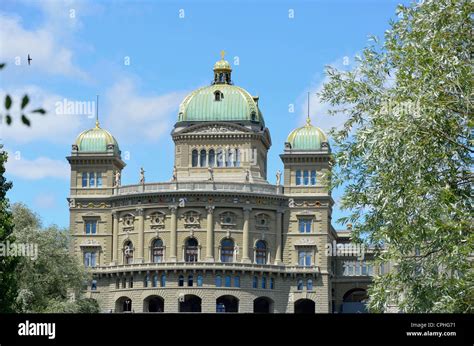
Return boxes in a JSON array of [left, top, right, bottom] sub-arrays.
[[286, 118, 328, 150], [178, 84, 263, 124], [75, 122, 120, 154], [177, 54, 264, 125]]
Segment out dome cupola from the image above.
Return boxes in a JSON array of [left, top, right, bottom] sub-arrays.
[[285, 116, 328, 151], [74, 120, 120, 154]]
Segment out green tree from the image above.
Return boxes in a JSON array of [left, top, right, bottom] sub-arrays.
[[0, 146, 18, 312], [12, 203, 99, 313], [320, 0, 473, 312]]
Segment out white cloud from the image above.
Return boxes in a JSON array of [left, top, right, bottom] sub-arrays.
[[5, 154, 69, 180], [104, 77, 188, 142], [297, 56, 355, 133], [0, 13, 87, 79], [0, 85, 85, 144]]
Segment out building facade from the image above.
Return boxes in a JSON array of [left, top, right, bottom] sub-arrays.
[[67, 55, 384, 313]]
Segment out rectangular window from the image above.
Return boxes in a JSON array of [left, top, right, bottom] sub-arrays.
[[298, 219, 312, 233], [85, 221, 97, 235], [89, 172, 95, 187], [295, 170, 301, 186], [234, 276, 240, 288], [298, 251, 312, 266], [82, 172, 88, 187], [225, 276, 231, 287], [84, 252, 96, 267], [96, 172, 102, 187], [310, 170, 316, 185], [355, 261, 360, 275], [303, 170, 309, 185], [362, 262, 367, 276], [261, 277, 267, 289]]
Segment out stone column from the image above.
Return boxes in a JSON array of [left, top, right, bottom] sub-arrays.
[[136, 207, 144, 263], [275, 209, 284, 265], [242, 207, 251, 263], [169, 205, 178, 262], [205, 205, 215, 262], [112, 211, 119, 265]]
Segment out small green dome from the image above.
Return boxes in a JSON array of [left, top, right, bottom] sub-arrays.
[[178, 84, 264, 124], [286, 118, 328, 150], [75, 122, 119, 153]]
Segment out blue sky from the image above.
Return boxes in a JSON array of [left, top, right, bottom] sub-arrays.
[[1, 0, 405, 229]]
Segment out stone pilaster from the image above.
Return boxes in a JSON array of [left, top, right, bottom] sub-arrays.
[[169, 205, 178, 262], [242, 207, 251, 263], [205, 205, 215, 262], [112, 210, 119, 265], [136, 207, 144, 263], [275, 209, 284, 265]]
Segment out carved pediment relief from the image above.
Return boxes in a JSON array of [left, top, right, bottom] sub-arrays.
[[182, 211, 201, 228], [149, 212, 165, 229], [179, 122, 252, 136], [294, 238, 317, 246]]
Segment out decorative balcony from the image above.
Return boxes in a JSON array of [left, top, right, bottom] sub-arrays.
[[115, 181, 283, 196], [90, 261, 319, 276]]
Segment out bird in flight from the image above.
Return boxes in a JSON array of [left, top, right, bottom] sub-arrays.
[[27, 54, 32, 65]]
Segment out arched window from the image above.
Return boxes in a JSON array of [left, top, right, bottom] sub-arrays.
[[297, 279, 303, 291], [200, 149, 207, 167], [185, 238, 199, 262], [192, 149, 198, 167], [123, 241, 134, 264], [188, 275, 194, 287], [234, 148, 240, 167], [234, 276, 240, 288], [220, 239, 234, 263], [310, 170, 316, 185], [152, 238, 164, 263], [152, 274, 158, 287], [225, 275, 231, 287], [160, 274, 166, 287], [226, 149, 233, 167], [216, 148, 224, 167], [116, 278, 120, 289], [215, 275, 222, 287], [197, 274, 203, 287], [296, 170, 302, 185], [214, 90, 223, 101], [255, 240, 267, 264], [208, 149, 215, 167], [144, 274, 149, 288], [122, 277, 126, 289], [307, 279, 313, 291], [129, 276, 134, 288], [252, 276, 258, 289], [178, 275, 184, 287]]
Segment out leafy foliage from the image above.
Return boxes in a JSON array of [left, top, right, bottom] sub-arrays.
[[320, 0, 473, 312], [11, 203, 99, 313], [0, 146, 18, 312]]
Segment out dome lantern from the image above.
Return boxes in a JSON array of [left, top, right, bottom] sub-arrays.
[[212, 50, 232, 85]]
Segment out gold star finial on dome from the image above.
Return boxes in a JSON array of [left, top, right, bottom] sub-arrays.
[[95, 94, 100, 128], [220, 50, 226, 60]]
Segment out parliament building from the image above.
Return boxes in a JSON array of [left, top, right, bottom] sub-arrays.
[[67, 55, 385, 313]]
